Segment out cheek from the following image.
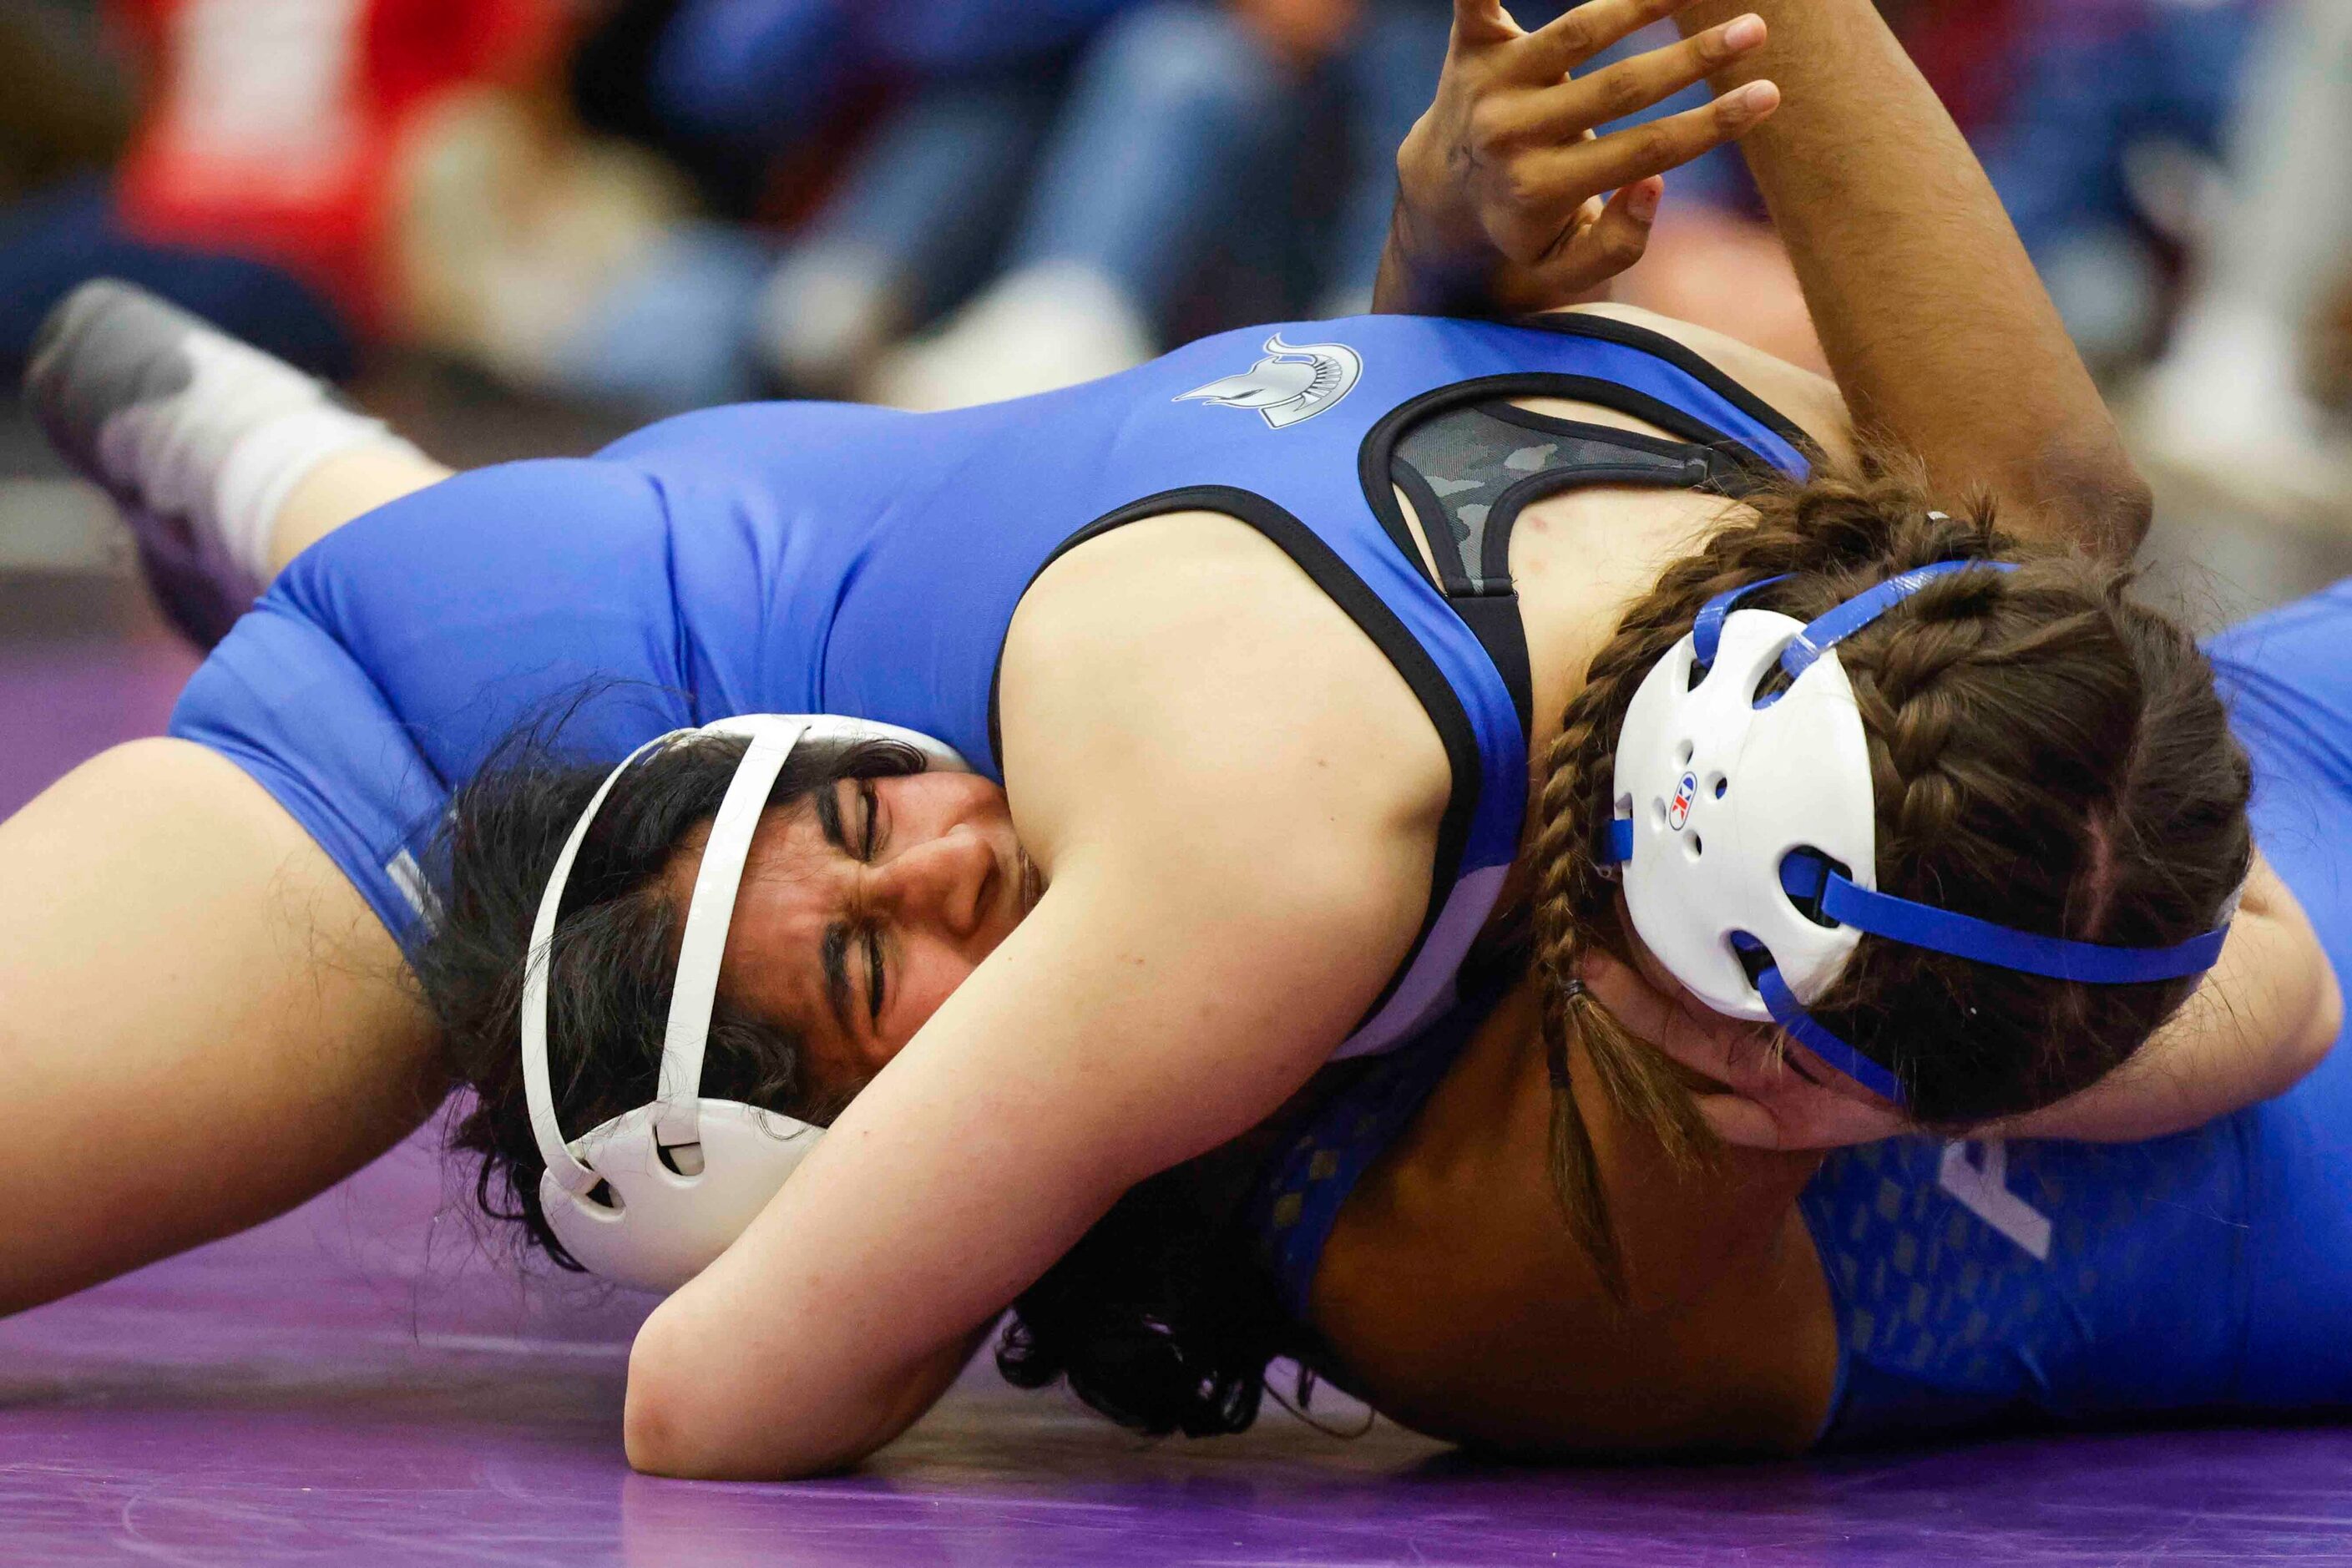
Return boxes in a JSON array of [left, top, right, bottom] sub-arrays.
[[880, 941, 984, 1054]]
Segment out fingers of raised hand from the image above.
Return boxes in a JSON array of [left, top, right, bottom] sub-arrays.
[[1537, 17, 1768, 136], [1512, 82, 1778, 205], [1523, 179, 1660, 291], [1520, 0, 1695, 79], [1450, 0, 1525, 48]]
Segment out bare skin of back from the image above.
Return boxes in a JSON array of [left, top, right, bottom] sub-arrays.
[[1310, 978, 1838, 1459]]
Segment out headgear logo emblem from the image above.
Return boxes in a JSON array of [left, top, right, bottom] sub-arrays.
[[1668, 771, 1697, 832], [1176, 334, 1363, 429]]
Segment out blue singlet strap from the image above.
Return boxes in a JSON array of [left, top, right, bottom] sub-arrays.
[[1732, 935, 1905, 1102], [1691, 574, 1793, 670], [1606, 818, 1634, 864], [1779, 854, 2229, 984], [1776, 560, 2018, 692]]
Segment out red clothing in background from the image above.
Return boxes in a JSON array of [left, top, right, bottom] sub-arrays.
[[110, 0, 566, 326]]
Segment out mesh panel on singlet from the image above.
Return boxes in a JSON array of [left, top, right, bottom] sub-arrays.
[[1388, 402, 1765, 599]]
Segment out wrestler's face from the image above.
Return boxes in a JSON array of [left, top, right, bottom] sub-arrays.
[[663, 770, 1037, 1108]]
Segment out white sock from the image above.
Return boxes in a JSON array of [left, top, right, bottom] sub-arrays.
[[95, 331, 425, 583], [212, 403, 418, 580]]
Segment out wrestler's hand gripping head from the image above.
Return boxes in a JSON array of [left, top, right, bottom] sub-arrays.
[[1606, 559, 2235, 1105], [520, 714, 968, 1292]]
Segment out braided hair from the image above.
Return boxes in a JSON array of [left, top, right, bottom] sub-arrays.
[[1525, 454, 2252, 1291]]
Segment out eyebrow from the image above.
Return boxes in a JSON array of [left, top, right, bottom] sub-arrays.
[[819, 922, 857, 1039], [812, 781, 848, 854]]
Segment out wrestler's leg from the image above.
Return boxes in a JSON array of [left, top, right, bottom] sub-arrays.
[[0, 740, 440, 1314], [266, 443, 454, 575], [10, 287, 450, 1311]]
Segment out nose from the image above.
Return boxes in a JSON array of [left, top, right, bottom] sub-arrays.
[[868, 826, 996, 940]]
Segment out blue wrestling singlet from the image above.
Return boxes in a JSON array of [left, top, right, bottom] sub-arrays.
[[1249, 578, 2352, 1444], [168, 311, 1810, 1058]]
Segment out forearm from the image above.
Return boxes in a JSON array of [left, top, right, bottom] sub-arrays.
[[1988, 867, 2343, 1143], [1673, 0, 2149, 555]]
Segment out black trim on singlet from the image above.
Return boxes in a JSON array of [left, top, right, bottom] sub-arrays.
[[1508, 309, 1823, 459], [986, 485, 1479, 1027], [1361, 375, 1787, 739]]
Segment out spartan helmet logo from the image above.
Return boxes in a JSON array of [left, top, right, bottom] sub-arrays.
[[1176, 334, 1363, 429]]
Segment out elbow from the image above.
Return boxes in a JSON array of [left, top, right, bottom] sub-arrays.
[[2028, 446, 2155, 560], [2093, 468, 2156, 559], [624, 1318, 740, 1479], [624, 1312, 845, 1481]]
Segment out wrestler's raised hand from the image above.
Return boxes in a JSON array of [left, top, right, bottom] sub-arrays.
[[1575, 948, 1913, 1151], [1378, 0, 1780, 314]]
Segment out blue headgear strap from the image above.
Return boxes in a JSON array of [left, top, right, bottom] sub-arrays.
[[1773, 559, 2016, 696], [1777, 853, 2229, 983], [1601, 556, 2234, 1106], [1691, 574, 1792, 670], [1732, 937, 1906, 1103]]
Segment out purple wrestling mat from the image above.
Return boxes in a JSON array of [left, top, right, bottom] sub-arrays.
[[10, 625, 2352, 1567]]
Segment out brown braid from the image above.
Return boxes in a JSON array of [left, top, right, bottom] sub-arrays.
[[1525, 452, 2253, 1293]]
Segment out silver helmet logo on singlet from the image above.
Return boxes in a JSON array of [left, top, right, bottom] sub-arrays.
[[1176, 334, 1363, 429]]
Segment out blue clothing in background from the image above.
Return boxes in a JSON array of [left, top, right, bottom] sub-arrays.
[[1982, 0, 2266, 260], [650, 0, 1138, 144], [0, 179, 353, 384]]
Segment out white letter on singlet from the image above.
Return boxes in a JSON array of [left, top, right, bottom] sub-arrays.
[[1936, 1140, 2053, 1261]]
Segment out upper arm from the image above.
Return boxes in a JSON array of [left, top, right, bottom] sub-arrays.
[[630, 513, 1445, 1477], [2229, 855, 2343, 1075]]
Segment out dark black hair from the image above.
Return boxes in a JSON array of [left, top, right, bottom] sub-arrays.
[[995, 1127, 1313, 1439], [413, 711, 926, 1271]]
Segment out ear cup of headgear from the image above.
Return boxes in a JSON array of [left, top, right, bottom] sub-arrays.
[[1612, 610, 1879, 1017], [541, 1099, 820, 1292]]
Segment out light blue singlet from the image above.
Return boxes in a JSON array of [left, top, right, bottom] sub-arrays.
[[169, 312, 1809, 1057]]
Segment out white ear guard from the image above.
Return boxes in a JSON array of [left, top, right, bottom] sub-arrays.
[[520, 714, 968, 1292], [1606, 564, 2233, 1105]]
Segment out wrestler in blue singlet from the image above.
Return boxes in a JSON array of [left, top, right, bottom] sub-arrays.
[[169, 311, 1810, 1058], [1252, 579, 2352, 1443]]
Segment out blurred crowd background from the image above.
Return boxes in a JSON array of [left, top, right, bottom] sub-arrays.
[[6, 0, 2352, 814]]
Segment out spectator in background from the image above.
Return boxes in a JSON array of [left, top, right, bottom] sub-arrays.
[[1971, 0, 2267, 372], [641, 0, 1144, 399], [2137, 0, 2352, 515], [0, 0, 380, 380], [867, 0, 1457, 411]]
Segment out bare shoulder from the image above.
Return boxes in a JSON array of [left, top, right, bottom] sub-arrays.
[[999, 506, 1449, 932], [1554, 302, 1857, 469]]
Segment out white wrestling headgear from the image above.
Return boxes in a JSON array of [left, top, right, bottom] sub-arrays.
[[520, 713, 967, 1292], [1605, 562, 2231, 1104]]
